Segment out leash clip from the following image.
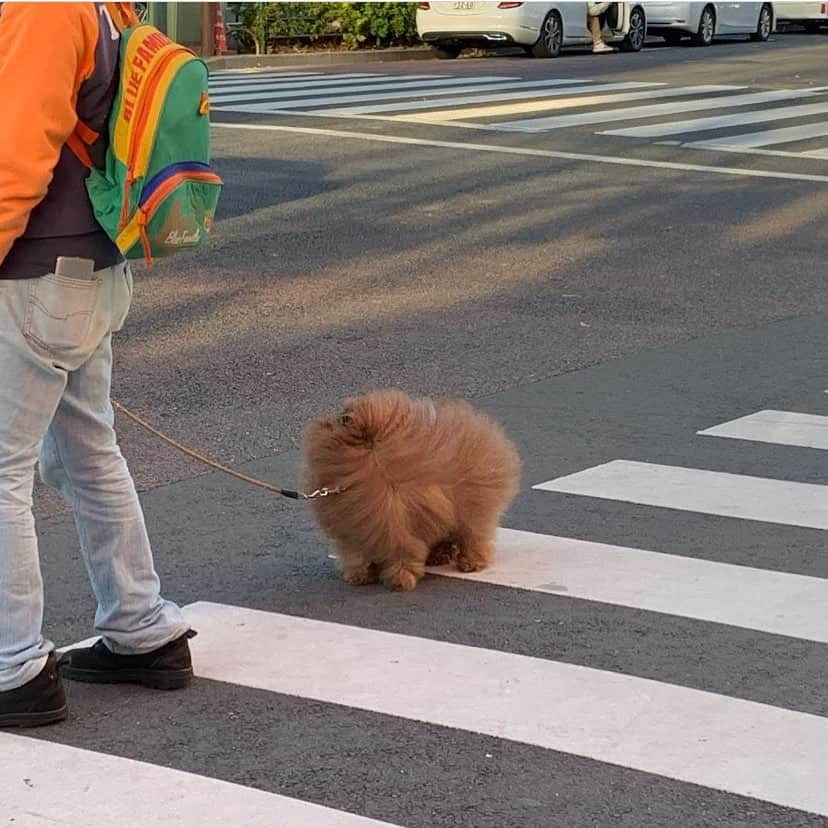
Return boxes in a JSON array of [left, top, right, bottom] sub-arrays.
[[301, 486, 345, 500]]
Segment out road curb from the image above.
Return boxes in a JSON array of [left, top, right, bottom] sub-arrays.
[[205, 47, 435, 71]]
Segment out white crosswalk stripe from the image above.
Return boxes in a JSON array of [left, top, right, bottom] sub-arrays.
[[209, 71, 326, 81], [176, 602, 824, 817], [389, 84, 735, 124], [491, 88, 828, 132], [0, 731, 402, 827], [600, 101, 828, 138], [208, 71, 828, 160], [208, 73, 444, 96], [430, 528, 828, 642], [7, 401, 827, 824], [686, 120, 828, 151], [209, 72, 336, 86], [535, 459, 828, 530], [697, 410, 828, 451], [52, 600, 828, 818], [211, 75, 519, 107], [320, 81, 661, 117]]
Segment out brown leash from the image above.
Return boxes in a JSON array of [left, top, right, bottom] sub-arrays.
[[112, 400, 343, 501]]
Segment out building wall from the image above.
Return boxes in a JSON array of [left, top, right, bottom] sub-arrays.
[[145, 2, 206, 53]]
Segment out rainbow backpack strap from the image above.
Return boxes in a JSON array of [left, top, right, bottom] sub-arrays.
[[85, 22, 222, 264]]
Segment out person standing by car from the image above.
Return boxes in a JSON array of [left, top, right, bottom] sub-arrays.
[[588, 2, 616, 52]]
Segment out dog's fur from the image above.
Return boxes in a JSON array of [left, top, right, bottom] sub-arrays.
[[303, 390, 521, 591]]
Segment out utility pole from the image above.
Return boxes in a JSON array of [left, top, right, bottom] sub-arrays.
[[200, 2, 218, 57]]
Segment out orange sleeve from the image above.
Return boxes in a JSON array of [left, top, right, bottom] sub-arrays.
[[106, 1, 139, 30], [0, 3, 98, 266]]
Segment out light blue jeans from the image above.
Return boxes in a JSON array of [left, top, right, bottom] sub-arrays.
[[0, 262, 189, 692]]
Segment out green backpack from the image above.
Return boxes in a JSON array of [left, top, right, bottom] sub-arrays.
[[71, 21, 222, 264]]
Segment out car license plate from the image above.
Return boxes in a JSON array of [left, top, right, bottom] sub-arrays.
[[453, 1, 476, 9]]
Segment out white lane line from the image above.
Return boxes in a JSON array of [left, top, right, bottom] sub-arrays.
[[398, 85, 739, 124], [534, 460, 828, 530], [209, 75, 516, 106], [698, 410, 828, 451], [687, 120, 828, 150], [428, 528, 828, 643], [177, 602, 828, 817], [210, 123, 828, 185], [804, 147, 828, 159], [322, 81, 661, 116], [601, 101, 828, 138], [208, 74, 440, 95], [494, 88, 828, 132], [0, 731, 401, 827]]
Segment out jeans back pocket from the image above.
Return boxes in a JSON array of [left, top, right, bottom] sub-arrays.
[[24, 273, 100, 360]]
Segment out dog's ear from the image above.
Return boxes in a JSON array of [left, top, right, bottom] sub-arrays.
[[338, 390, 411, 445], [338, 399, 360, 429], [339, 395, 387, 445], [337, 401, 371, 444]]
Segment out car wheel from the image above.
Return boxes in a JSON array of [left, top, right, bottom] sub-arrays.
[[531, 11, 563, 58], [431, 44, 461, 59], [750, 4, 773, 41], [692, 6, 715, 46], [663, 31, 683, 45], [621, 6, 646, 51]]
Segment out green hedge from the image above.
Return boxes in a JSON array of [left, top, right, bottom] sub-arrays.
[[226, 3, 420, 52]]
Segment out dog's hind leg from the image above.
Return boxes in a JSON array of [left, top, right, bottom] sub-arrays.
[[380, 539, 429, 591], [426, 539, 458, 567], [455, 525, 496, 573]]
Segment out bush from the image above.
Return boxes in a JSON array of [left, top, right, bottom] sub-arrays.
[[337, 3, 420, 49], [226, 2, 419, 53]]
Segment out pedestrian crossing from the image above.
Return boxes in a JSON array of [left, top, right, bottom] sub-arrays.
[[3, 730, 401, 826], [536, 460, 828, 529], [181, 602, 828, 817], [435, 528, 828, 642], [208, 70, 828, 161], [697, 410, 828, 450], [2, 400, 826, 825]]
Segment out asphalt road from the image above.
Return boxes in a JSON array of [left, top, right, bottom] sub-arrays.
[[11, 33, 828, 828]]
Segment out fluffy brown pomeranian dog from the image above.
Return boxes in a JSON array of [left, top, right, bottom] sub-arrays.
[[302, 390, 521, 591]]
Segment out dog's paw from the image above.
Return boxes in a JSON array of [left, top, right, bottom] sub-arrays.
[[343, 564, 379, 586], [455, 552, 487, 573], [382, 564, 421, 592], [390, 570, 419, 592]]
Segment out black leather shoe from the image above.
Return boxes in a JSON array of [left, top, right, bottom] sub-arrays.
[[59, 630, 196, 690], [0, 653, 68, 728]]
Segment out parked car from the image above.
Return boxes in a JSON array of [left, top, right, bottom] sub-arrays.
[[642, 2, 775, 45], [416, 1, 648, 58], [775, 1, 828, 32]]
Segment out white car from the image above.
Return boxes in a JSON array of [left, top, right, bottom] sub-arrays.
[[776, 1, 828, 32], [416, 1, 648, 58], [642, 2, 775, 45]]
